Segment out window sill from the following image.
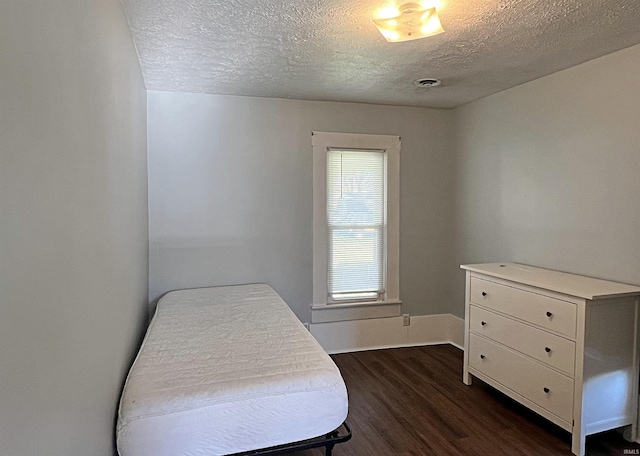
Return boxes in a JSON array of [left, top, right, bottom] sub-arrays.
[[311, 300, 402, 324]]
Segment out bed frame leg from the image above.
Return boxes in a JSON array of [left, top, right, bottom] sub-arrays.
[[231, 421, 350, 456], [324, 430, 338, 455]]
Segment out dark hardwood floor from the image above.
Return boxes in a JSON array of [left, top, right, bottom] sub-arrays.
[[291, 345, 640, 456]]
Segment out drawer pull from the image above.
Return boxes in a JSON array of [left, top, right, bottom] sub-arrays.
[[480, 354, 485, 359], [481, 321, 487, 326], [543, 387, 550, 393], [546, 311, 553, 317], [481, 292, 487, 297], [545, 347, 551, 353]]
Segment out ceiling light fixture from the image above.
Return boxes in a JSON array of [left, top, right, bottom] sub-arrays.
[[373, 3, 444, 43]]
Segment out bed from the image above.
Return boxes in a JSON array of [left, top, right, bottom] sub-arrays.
[[116, 284, 350, 456]]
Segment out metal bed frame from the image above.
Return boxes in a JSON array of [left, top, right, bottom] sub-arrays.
[[230, 421, 352, 456]]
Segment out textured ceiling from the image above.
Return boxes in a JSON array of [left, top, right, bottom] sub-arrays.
[[120, 0, 640, 108]]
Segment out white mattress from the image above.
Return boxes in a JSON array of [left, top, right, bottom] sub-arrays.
[[116, 284, 348, 456]]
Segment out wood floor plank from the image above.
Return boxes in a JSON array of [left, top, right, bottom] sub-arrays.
[[289, 345, 640, 456]]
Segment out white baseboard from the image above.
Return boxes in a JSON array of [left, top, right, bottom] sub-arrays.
[[448, 314, 464, 349], [309, 313, 464, 354]]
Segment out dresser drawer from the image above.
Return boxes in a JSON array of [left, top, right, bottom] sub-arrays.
[[470, 277, 577, 338], [469, 333, 574, 422], [470, 305, 576, 376]]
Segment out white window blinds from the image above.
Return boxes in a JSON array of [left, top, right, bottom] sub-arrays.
[[327, 150, 386, 301]]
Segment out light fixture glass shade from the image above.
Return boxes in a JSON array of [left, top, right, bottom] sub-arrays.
[[373, 3, 444, 42]]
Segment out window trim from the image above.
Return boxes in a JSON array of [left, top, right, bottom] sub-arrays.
[[312, 131, 400, 313]]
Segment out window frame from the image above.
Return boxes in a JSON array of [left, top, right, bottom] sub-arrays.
[[312, 131, 400, 312]]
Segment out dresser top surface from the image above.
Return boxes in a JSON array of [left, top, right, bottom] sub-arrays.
[[461, 263, 640, 300]]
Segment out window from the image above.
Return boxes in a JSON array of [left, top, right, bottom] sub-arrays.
[[312, 132, 400, 319], [327, 149, 385, 302]]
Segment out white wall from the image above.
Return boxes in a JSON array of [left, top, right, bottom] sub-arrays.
[[0, 1, 148, 455], [148, 92, 456, 321], [452, 44, 640, 317]]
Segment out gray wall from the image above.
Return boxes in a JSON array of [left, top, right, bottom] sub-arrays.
[[0, 1, 148, 455], [451, 43, 640, 317], [148, 91, 457, 321]]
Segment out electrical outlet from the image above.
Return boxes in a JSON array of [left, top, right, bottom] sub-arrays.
[[403, 314, 410, 326]]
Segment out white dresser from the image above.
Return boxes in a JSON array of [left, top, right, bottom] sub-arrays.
[[461, 263, 640, 456]]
